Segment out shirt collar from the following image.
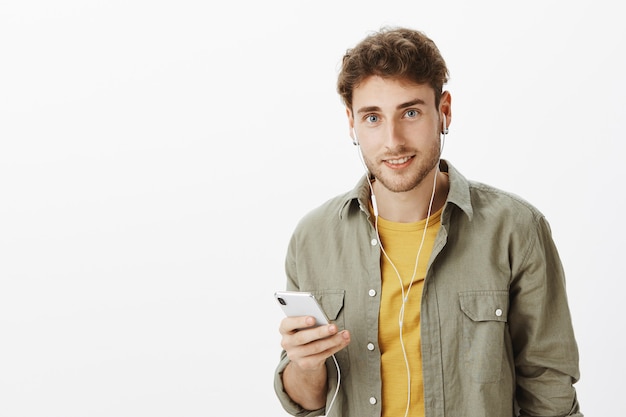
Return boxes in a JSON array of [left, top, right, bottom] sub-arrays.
[[440, 159, 473, 221], [338, 159, 474, 221]]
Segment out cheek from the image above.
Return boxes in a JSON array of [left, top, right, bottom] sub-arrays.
[[358, 140, 378, 158], [401, 120, 430, 136]]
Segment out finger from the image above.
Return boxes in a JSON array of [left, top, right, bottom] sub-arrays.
[[300, 330, 350, 357], [278, 316, 317, 335], [281, 323, 341, 353], [288, 329, 349, 358], [290, 323, 339, 346], [287, 331, 351, 367]]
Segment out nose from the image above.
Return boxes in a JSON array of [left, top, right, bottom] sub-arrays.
[[384, 120, 405, 149]]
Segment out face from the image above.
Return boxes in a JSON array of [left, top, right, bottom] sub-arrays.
[[348, 76, 451, 194]]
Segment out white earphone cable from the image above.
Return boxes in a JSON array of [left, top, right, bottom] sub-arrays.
[[323, 354, 341, 416], [375, 169, 437, 417]]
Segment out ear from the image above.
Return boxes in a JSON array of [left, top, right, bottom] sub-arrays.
[[346, 107, 355, 141], [440, 91, 452, 132]]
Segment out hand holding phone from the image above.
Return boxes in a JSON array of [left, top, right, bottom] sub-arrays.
[[275, 291, 345, 415]]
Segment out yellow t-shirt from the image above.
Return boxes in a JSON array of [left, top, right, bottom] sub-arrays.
[[376, 207, 442, 417]]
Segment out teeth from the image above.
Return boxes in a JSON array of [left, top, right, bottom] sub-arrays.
[[387, 156, 411, 165]]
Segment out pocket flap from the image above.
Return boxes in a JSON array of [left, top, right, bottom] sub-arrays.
[[311, 290, 345, 321], [459, 290, 509, 322]]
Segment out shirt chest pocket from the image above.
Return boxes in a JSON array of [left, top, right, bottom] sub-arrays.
[[310, 289, 349, 369], [459, 290, 509, 383], [311, 289, 346, 328]]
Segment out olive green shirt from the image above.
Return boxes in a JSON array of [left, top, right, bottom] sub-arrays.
[[274, 160, 582, 417]]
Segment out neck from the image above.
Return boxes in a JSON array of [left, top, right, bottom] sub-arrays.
[[372, 169, 449, 223]]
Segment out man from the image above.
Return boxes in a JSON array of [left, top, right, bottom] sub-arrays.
[[274, 27, 582, 417]]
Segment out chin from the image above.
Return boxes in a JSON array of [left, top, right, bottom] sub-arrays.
[[376, 176, 424, 193]]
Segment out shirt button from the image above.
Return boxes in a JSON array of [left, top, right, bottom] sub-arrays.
[[370, 238, 378, 246], [369, 397, 377, 405], [495, 308, 503, 317], [368, 289, 377, 297], [367, 343, 375, 351]]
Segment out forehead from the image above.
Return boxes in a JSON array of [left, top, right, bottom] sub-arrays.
[[352, 76, 436, 110]]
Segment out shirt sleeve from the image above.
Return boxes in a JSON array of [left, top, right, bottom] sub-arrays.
[[273, 351, 326, 417], [273, 234, 327, 417], [508, 215, 583, 416]]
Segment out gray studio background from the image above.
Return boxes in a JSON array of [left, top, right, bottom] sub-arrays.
[[1, 1, 623, 415]]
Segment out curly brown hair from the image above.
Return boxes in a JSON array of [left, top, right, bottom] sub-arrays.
[[337, 27, 449, 110]]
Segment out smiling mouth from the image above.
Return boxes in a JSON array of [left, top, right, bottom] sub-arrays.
[[384, 155, 414, 165]]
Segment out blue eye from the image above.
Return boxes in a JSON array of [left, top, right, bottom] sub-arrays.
[[405, 109, 418, 118], [366, 115, 379, 123]]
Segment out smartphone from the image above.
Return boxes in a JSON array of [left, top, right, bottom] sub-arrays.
[[274, 291, 330, 327]]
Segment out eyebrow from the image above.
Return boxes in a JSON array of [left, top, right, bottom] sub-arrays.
[[356, 98, 427, 114]]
